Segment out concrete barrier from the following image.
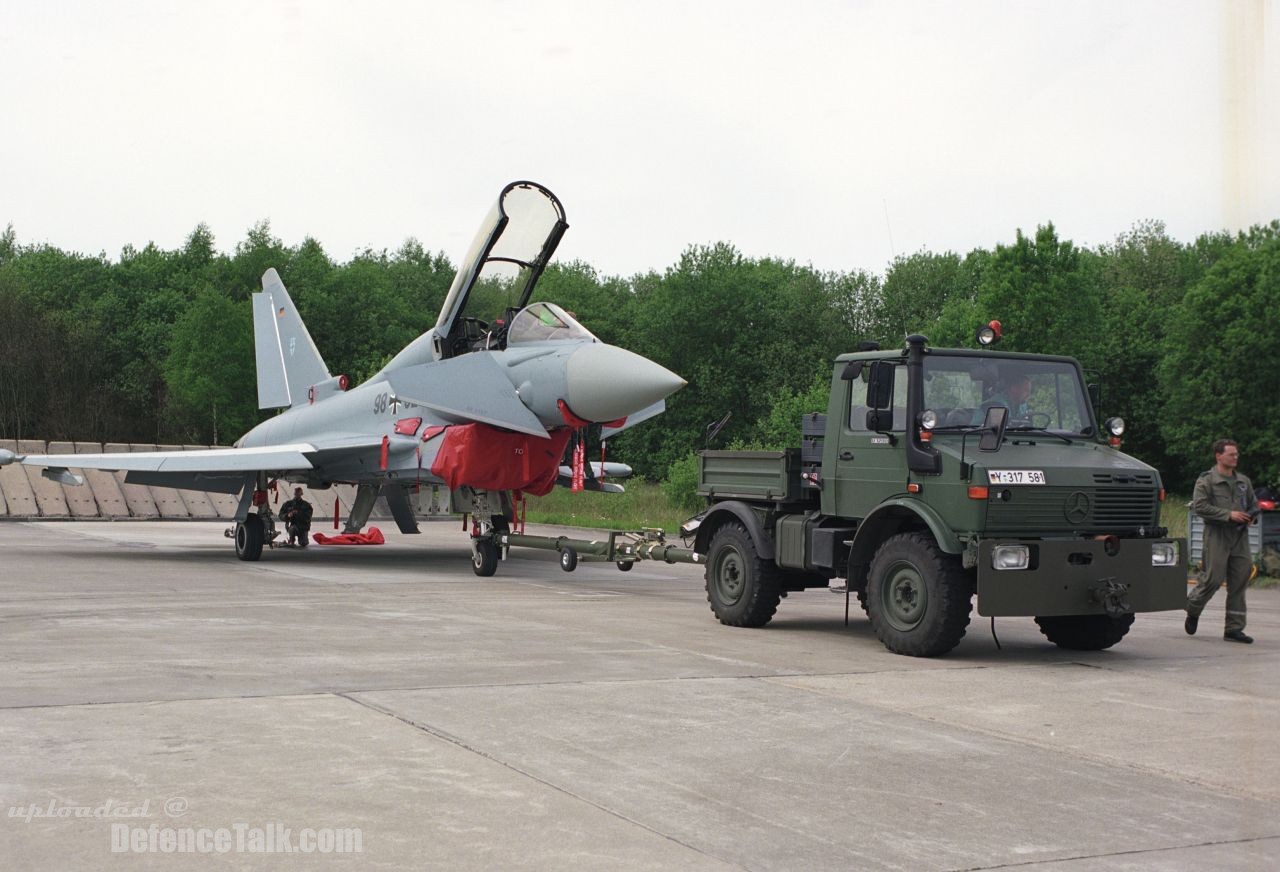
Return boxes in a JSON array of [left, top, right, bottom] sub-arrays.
[[1, 440, 424, 524], [74, 442, 130, 517], [184, 446, 241, 518], [104, 444, 160, 518], [0, 439, 35, 516], [160, 445, 219, 519], [47, 441, 99, 517], [17, 440, 70, 517], [130, 444, 189, 518]]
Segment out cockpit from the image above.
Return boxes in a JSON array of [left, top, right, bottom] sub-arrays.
[[507, 302, 596, 345]]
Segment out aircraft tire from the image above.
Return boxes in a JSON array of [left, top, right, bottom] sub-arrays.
[[616, 560, 633, 572], [472, 539, 498, 577], [1034, 613, 1133, 650], [235, 516, 265, 562]]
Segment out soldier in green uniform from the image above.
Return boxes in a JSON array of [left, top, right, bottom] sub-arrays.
[[280, 487, 314, 548], [1185, 439, 1259, 643]]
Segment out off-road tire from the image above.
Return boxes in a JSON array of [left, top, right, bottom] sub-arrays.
[[1034, 613, 1134, 651], [865, 532, 972, 657], [234, 516, 265, 562], [472, 539, 498, 577], [705, 522, 783, 627]]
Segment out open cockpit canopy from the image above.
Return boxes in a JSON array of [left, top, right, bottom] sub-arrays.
[[435, 181, 568, 352]]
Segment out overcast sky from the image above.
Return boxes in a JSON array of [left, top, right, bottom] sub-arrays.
[[2, 0, 1276, 277]]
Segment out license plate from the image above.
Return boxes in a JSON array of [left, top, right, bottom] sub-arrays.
[[987, 469, 1046, 485]]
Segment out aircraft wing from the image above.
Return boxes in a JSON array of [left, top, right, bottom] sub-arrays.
[[1, 443, 322, 493], [5, 444, 318, 474]]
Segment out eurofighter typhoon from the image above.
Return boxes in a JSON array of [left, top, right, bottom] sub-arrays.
[[0, 181, 685, 574]]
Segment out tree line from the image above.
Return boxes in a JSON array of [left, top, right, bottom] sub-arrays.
[[1, 217, 1277, 492]]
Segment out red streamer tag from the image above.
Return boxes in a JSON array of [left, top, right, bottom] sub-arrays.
[[572, 440, 585, 492]]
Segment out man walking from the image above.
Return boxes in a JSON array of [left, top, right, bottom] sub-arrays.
[[1185, 439, 1259, 643]]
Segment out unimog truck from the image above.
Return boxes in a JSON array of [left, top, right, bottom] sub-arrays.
[[684, 332, 1187, 657]]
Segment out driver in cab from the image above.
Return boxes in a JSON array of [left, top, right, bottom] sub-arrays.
[[982, 373, 1032, 422]]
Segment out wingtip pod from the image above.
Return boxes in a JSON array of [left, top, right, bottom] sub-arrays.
[[0, 448, 16, 466]]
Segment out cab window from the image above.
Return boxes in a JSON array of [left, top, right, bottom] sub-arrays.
[[850, 363, 907, 431]]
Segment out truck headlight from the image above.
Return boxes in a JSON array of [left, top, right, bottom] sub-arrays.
[[991, 544, 1030, 570], [1151, 542, 1178, 566]]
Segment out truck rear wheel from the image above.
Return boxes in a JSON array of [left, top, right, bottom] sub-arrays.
[[1034, 613, 1134, 650], [866, 532, 971, 656], [705, 522, 783, 627]]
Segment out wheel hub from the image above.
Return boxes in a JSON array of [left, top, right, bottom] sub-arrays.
[[883, 562, 927, 631], [716, 550, 744, 604]]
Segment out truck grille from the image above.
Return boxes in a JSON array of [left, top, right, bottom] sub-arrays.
[[985, 486, 1158, 534]]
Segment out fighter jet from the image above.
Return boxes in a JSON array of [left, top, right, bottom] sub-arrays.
[[0, 181, 685, 574]]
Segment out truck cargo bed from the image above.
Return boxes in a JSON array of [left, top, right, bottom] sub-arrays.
[[698, 449, 801, 502]]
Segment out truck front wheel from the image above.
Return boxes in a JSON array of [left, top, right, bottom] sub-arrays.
[[866, 532, 971, 656], [705, 522, 783, 628], [1034, 613, 1134, 650]]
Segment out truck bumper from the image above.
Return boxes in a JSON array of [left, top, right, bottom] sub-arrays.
[[976, 538, 1187, 617]]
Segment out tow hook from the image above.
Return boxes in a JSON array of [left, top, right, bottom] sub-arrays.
[[1090, 577, 1132, 617]]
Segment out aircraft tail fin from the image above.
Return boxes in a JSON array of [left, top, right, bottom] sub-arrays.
[[252, 269, 332, 409]]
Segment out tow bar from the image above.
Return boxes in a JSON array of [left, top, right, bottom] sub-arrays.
[[496, 527, 703, 573]]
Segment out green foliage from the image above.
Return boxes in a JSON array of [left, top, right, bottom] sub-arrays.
[[745, 374, 831, 450], [1158, 222, 1280, 490], [661, 451, 703, 512], [163, 287, 255, 443], [619, 243, 845, 477], [523, 479, 693, 532], [1094, 221, 1202, 474], [934, 225, 1101, 363]]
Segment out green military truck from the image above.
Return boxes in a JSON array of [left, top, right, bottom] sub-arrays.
[[685, 333, 1187, 657]]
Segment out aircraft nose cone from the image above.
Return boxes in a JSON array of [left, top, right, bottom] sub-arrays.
[[565, 344, 685, 423]]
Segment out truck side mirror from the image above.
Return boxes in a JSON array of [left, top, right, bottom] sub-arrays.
[[865, 409, 883, 431], [978, 405, 1008, 451], [841, 360, 863, 380], [866, 360, 893, 409], [1087, 382, 1100, 408]]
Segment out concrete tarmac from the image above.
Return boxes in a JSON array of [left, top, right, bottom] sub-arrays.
[[1, 520, 1276, 870]]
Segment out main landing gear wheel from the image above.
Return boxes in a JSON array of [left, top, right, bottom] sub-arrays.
[[1034, 613, 1134, 650], [472, 539, 498, 577], [616, 560, 634, 572], [705, 522, 783, 627], [559, 547, 579, 572], [234, 516, 264, 562], [865, 531, 972, 657]]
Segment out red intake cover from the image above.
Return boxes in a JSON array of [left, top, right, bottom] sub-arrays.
[[431, 424, 571, 496]]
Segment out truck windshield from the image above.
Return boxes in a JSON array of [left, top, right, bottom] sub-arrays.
[[924, 355, 1094, 435]]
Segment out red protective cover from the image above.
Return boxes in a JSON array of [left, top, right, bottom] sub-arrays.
[[431, 424, 572, 496], [312, 527, 386, 546]]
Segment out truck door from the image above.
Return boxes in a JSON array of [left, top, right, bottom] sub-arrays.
[[831, 361, 909, 519]]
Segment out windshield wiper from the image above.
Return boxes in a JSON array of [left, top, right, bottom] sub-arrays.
[[1005, 426, 1074, 445]]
